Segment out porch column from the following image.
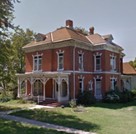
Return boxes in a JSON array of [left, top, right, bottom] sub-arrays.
[[67, 77, 70, 99], [30, 77, 34, 97], [42, 78, 49, 101], [25, 80, 27, 96], [52, 79, 55, 99], [58, 76, 61, 102], [43, 83, 45, 101], [17, 78, 21, 98]]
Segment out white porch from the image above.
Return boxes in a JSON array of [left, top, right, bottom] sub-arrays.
[[16, 72, 70, 103]]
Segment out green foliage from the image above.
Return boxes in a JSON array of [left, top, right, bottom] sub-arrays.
[[69, 99, 77, 108], [11, 28, 35, 73], [77, 90, 96, 105], [74, 27, 89, 35], [131, 88, 136, 99], [104, 89, 133, 103], [0, 0, 20, 36]]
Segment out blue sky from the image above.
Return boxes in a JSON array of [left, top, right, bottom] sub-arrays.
[[13, 0, 136, 62]]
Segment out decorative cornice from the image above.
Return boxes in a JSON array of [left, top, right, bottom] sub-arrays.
[[23, 39, 123, 55]]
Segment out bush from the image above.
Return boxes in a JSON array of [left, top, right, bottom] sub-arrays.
[[104, 89, 133, 103], [0, 95, 11, 102], [131, 89, 136, 99], [77, 90, 96, 105], [69, 99, 77, 108], [104, 90, 120, 103]]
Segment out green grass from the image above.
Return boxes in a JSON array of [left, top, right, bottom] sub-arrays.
[[0, 99, 36, 111], [11, 100, 136, 134], [0, 118, 68, 134]]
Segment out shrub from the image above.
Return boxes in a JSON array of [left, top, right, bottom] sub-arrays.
[[104, 89, 133, 103], [77, 90, 96, 105], [69, 99, 77, 108], [104, 90, 120, 103], [119, 90, 132, 103], [131, 88, 136, 99]]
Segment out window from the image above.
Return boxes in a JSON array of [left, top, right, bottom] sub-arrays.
[[33, 54, 42, 71], [79, 77, 84, 92], [58, 53, 64, 70], [95, 78, 102, 98], [79, 53, 83, 70], [61, 80, 67, 97], [110, 55, 116, 71], [95, 55, 101, 71], [110, 77, 117, 90]]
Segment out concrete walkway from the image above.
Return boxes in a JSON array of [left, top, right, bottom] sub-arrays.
[[0, 111, 96, 134]]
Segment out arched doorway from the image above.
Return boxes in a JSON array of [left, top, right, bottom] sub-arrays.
[[33, 80, 43, 96], [45, 79, 53, 98]]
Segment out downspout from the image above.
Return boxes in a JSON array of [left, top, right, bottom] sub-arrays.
[[73, 45, 76, 99]]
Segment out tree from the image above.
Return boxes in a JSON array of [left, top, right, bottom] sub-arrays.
[[0, 0, 20, 36], [74, 27, 89, 35], [11, 28, 35, 73]]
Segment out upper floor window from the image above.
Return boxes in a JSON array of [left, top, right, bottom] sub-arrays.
[[57, 50, 64, 71], [33, 53, 42, 72], [94, 52, 102, 71], [78, 53, 84, 70], [110, 54, 116, 71]]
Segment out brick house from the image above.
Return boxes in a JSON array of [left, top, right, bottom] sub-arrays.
[[17, 20, 124, 103]]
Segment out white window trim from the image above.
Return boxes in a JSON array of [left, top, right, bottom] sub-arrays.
[[56, 50, 64, 71], [110, 54, 116, 72], [88, 80, 93, 91], [78, 75, 84, 93], [78, 50, 84, 71], [94, 75, 102, 99], [93, 52, 102, 72], [32, 52, 43, 72], [110, 76, 117, 90]]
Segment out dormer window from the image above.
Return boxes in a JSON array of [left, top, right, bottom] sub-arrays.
[[33, 53, 42, 72], [35, 33, 46, 42], [57, 50, 64, 71]]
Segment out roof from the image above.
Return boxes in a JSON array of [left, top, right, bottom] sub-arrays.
[[86, 33, 106, 45], [23, 21, 122, 51], [123, 62, 136, 75], [23, 27, 90, 49]]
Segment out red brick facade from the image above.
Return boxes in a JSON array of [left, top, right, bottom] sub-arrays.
[[17, 20, 124, 102]]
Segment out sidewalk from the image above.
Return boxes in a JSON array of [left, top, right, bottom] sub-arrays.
[[0, 112, 96, 134]]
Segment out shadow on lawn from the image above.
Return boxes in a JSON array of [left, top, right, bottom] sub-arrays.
[[11, 109, 100, 132], [0, 118, 68, 134], [92, 100, 136, 109]]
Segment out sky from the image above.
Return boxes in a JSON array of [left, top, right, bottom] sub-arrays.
[[13, 0, 136, 62]]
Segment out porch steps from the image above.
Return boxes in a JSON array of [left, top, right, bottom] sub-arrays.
[[39, 99, 62, 107]]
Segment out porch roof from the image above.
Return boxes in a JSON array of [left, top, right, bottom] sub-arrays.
[[16, 71, 71, 78]]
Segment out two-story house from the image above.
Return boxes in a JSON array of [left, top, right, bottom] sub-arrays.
[[17, 20, 124, 103]]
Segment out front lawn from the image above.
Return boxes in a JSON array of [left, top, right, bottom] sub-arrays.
[[0, 99, 36, 111], [0, 118, 69, 134], [11, 101, 136, 134]]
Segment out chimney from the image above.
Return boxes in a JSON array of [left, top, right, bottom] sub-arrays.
[[89, 26, 94, 34], [66, 20, 73, 28]]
